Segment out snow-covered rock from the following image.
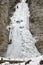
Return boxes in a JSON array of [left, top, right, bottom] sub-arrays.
[[0, 55, 43, 65], [25, 55, 43, 65]]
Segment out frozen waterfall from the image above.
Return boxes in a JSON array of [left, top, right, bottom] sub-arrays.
[[6, 0, 40, 59]]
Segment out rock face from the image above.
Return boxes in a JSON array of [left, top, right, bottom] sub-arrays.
[[0, 0, 9, 56], [28, 0, 43, 54], [9, 0, 20, 8]]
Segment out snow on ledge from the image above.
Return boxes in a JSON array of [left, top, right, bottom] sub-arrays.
[[0, 55, 43, 65]]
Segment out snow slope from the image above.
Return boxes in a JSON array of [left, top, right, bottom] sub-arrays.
[[6, 0, 40, 59]]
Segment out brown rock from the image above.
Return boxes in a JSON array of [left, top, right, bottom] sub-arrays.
[[40, 60, 43, 65], [0, 0, 9, 56], [27, 0, 43, 54], [35, 41, 43, 54]]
